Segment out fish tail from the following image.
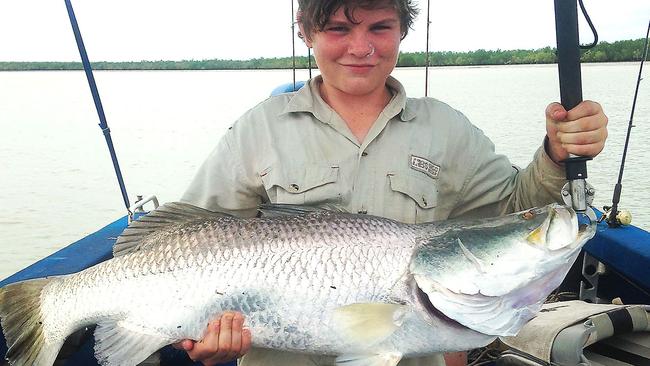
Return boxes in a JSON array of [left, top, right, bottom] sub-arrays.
[[0, 278, 63, 366]]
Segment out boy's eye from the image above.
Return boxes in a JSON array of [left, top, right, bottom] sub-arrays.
[[372, 25, 392, 31], [326, 26, 348, 32]]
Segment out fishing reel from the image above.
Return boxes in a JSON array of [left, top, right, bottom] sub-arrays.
[[600, 206, 633, 227]]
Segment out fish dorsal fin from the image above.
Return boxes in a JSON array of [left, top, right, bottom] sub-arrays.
[[113, 202, 231, 257], [332, 303, 408, 346], [257, 203, 345, 217], [336, 353, 403, 366], [94, 320, 170, 366]]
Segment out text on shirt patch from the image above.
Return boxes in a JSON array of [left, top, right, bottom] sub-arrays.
[[410, 155, 440, 179]]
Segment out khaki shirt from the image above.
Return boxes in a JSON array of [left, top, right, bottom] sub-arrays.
[[181, 76, 566, 366], [182, 76, 565, 222]]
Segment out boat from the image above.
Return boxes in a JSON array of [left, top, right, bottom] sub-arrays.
[[2, 1, 649, 366]]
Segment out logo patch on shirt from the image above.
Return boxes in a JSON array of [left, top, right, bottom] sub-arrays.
[[410, 155, 440, 179]]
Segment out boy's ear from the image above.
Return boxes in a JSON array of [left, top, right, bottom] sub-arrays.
[[296, 10, 313, 47], [297, 22, 313, 48]]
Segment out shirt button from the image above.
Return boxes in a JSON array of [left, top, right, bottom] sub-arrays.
[[361, 152, 368, 157], [289, 184, 300, 191]]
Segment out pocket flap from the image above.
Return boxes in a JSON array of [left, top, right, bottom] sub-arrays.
[[261, 164, 339, 194], [388, 173, 437, 209]]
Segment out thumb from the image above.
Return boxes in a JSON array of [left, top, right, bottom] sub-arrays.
[[178, 339, 195, 351], [546, 102, 567, 122]]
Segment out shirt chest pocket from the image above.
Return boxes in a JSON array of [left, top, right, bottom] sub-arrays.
[[387, 172, 438, 223], [260, 164, 341, 205]]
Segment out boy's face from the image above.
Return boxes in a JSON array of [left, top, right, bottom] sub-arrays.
[[303, 6, 401, 98]]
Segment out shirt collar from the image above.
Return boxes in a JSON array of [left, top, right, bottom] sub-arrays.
[[281, 75, 332, 123], [280, 75, 416, 123]]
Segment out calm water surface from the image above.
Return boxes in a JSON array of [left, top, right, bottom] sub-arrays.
[[1, 63, 649, 278]]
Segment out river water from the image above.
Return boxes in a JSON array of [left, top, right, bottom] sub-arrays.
[[1, 63, 648, 279]]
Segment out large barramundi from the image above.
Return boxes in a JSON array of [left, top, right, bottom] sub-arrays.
[[0, 202, 595, 366]]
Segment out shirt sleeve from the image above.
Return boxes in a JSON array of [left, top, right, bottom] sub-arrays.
[[180, 127, 265, 217], [449, 124, 567, 219]]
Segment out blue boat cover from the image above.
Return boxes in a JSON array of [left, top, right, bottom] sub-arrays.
[[585, 221, 650, 295]]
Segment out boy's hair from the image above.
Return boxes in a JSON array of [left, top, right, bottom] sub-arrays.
[[297, 0, 419, 40]]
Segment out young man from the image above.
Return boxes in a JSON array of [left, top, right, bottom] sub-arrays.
[[176, 1, 608, 365]]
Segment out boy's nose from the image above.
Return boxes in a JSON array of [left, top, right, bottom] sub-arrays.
[[348, 34, 374, 58]]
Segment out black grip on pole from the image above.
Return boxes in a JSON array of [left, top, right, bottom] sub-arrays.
[[554, 0, 591, 210], [554, 0, 583, 110]]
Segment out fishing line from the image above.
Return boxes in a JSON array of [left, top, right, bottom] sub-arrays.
[[577, 0, 598, 49], [604, 20, 650, 227]]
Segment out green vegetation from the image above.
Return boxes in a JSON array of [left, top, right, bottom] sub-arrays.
[[0, 38, 646, 71]]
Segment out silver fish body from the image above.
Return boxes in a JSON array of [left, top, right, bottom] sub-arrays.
[[0, 203, 595, 366]]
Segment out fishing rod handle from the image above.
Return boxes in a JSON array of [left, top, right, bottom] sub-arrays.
[[554, 0, 592, 214], [554, 0, 583, 112], [554, 0, 586, 159]]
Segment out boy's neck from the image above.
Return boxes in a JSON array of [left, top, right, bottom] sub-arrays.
[[318, 81, 392, 143]]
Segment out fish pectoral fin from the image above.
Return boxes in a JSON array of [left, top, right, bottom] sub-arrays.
[[332, 303, 408, 346], [94, 319, 170, 366], [336, 352, 403, 366]]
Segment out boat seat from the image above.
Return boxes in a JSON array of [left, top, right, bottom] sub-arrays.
[[497, 300, 650, 366]]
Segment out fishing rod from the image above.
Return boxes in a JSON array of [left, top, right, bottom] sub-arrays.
[[603, 21, 650, 227], [64, 0, 132, 217], [424, 0, 431, 97], [553, 0, 598, 218], [291, 0, 297, 91], [308, 44, 313, 79]]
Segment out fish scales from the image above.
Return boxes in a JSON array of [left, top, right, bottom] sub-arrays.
[[49, 213, 417, 349], [0, 203, 596, 366]]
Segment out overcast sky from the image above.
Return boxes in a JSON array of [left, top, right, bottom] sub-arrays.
[[0, 0, 648, 62]]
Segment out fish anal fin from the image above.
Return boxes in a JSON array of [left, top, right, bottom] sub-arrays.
[[94, 320, 170, 366], [336, 352, 403, 366], [332, 303, 408, 346]]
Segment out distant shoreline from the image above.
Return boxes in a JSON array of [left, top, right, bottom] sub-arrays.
[[1, 39, 645, 71], [0, 62, 641, 73]]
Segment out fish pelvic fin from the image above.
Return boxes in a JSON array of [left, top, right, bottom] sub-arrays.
[[0, 278, 62, 366], [332, 303, 408, 346], [336, 352, 403, 366], [114, 201, 232, 257], [94, 319, 170, 366]]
